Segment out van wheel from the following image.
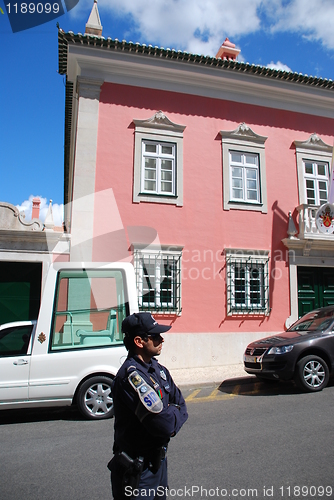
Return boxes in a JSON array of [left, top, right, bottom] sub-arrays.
[[294, 355, 329, 392], [77, 376, 114, 420]]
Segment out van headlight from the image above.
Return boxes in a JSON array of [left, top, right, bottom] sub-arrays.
[[267, 345, 293, 355]]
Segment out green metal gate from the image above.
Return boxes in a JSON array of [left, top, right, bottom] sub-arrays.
[[297, 267, 334, 317]]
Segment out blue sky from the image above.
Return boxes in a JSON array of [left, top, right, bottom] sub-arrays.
[[1, 0, 334, 224]]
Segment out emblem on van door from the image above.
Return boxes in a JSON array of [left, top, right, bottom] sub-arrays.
[[38, 332, 46, 344]]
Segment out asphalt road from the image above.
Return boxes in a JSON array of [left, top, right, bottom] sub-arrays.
[[1, 375, 334, 500]]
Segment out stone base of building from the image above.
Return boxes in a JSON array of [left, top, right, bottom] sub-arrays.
[[159, 331, 268, 385]]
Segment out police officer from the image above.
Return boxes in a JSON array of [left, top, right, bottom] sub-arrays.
[[109, 312, 188, 500]]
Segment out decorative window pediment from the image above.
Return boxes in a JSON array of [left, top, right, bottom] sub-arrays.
[[220, 123, 267, 145], [220, 123, 268, 213], [294, 133, 332, 154], [133, 111, 186, 134], [133, 111, 185, 206]]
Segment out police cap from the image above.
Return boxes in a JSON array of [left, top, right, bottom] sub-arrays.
[[122, 312, 171, 338]]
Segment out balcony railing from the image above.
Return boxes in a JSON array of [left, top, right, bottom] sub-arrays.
[[296, 204, 334, 240]]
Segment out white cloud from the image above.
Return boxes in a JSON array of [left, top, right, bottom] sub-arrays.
[[16, 195, 64, 227], [95, 0, 263, 56], [266, 0, 334, 51], [266, 61, 292, 72], [80, 0, 334, 57]]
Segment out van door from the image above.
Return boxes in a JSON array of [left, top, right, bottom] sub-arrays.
[[0, 323, 34, 403]]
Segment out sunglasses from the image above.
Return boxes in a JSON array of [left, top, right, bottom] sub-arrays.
[[146, 334, 164, 343]]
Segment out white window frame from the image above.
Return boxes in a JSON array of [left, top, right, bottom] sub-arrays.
[[132, 244, 183, 315], [225, 249, 270, 315], [220, 123, 268, 213], [294, 133, 332, 206], [303, 160, 329, 206], [133, 111, 185, 206], [141, 140, 176, 196], [229, 151, 260, 203]]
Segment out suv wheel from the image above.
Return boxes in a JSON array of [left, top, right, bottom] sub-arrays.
[[77, 376, 114, 420], [294, 355, 329, 392]]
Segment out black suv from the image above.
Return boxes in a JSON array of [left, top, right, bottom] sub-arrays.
[[244, 306, 334, 392]]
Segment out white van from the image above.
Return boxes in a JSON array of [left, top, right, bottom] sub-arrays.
[[0, 262, 138, 419]]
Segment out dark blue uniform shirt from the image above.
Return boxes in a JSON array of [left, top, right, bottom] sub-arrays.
[[112, 354, 188, 459]]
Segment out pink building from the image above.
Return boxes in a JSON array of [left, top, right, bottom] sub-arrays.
[[57, 3, 334, 370]]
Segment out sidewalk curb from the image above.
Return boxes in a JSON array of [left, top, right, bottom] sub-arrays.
[[169, 363, 250, 388]]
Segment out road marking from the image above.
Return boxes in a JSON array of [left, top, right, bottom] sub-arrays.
[[185, 387, 237, 403], [185, 389, 201, 402], [184, 380, 263, 402]]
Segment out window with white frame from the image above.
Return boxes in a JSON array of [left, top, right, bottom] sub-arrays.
[[142, 141, 175, 195], [133, 111, 185, 206], [133, 245, 182, 314], [221, 123, 268, 213], [303, 160, 329, 206], [294, 134, 332, 206], [225, 250, 270, 315], [230, 151, 260, 203]]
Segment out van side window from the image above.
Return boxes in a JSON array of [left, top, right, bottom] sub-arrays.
[[50, 269, 129, 351], [0, 325, 33, 356]]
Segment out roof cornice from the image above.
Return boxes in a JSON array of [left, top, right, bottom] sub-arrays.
[[58, 29, 334, 91]]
